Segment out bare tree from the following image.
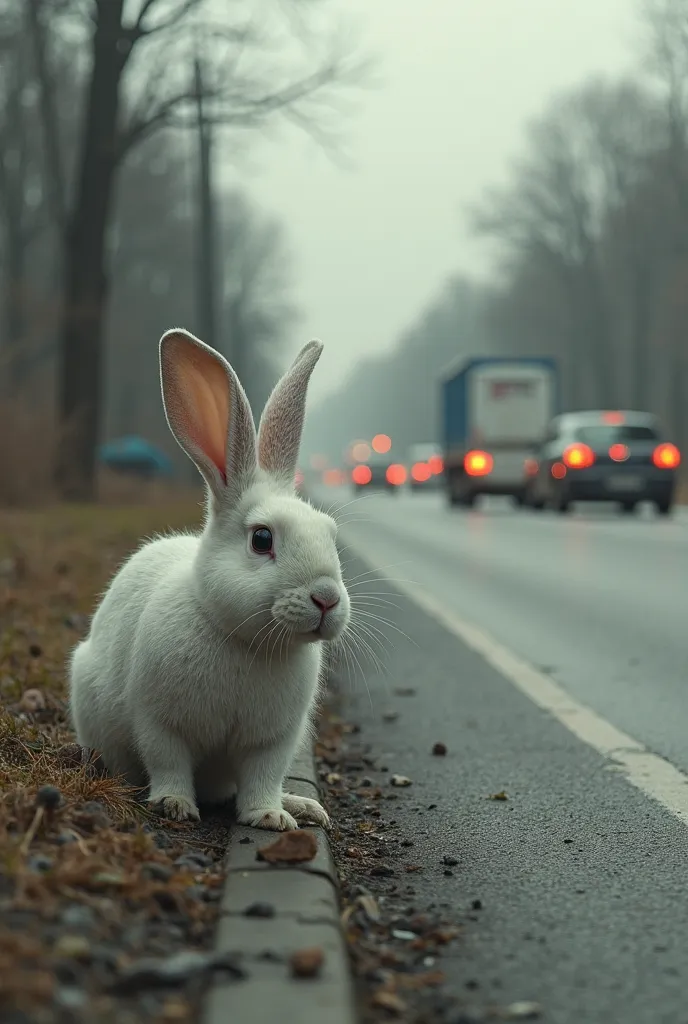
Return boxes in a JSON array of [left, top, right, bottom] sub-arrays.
[[219, 191, 299, 413], [28, 0, 366, 499], [471, 79, 660, 408]]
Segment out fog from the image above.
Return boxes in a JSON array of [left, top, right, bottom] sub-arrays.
[[241, 0, 638, 399], [2, 0, 685, 499]]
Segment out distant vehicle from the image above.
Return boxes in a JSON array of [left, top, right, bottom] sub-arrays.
[[407, 442, 443, 492], [351, 453, 406, 494], [98, 436, 173, 480], [524, 410, 680, 515], [441, 356, 558, 507]]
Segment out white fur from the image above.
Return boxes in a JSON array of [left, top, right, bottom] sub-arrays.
[[69, 331, 349, 830]]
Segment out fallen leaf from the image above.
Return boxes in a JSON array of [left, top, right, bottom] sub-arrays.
[[488, 790, 508, 801], [19, 688, 45, 713], [257, 830, 317, 864], [371, 990, 407, 1014], [356, 893, 380, 922], [390, 774, 412, 787], [397, 970, 446, 990], [502, 1002, 542, 1020], [289, 947, 324, 978]]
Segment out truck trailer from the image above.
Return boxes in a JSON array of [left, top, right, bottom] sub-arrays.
[[441, 355, 558, 507]]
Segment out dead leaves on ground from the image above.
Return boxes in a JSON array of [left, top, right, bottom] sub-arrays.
[[256, 830, 318, 865]]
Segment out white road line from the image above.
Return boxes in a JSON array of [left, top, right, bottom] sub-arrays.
[[348, 542, 688, 829]]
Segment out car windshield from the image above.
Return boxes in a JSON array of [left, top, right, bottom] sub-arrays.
[[574, 424, 659, 446]]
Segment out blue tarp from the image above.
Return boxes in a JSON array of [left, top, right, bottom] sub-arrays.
[[98, 436, 173, 475]]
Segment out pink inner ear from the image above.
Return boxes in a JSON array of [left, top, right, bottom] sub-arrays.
[[172, 341, 230, 482]]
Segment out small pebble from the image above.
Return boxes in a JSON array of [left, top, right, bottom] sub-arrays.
[[54, 935, 92, 961], [175, 851, 213, 870], [54, 987, 88, 1011], [142, 862, 173, 882], [28, 854, 53, 873], [290, 947, 324, 978], [36, 785, 62, 811], [56, 831, 78, 846], [472, 899, 483, 910], [442, 855, 459, 867], [390, 774, 412, 788], [60, 904, 97, 929], [370, 864, 395, 877], [243, 902, 276, 919], [391, 929, 417, 940], [28, 644, 43, 658], [19, 688, 45, 713], [432, 742, 447, 756]]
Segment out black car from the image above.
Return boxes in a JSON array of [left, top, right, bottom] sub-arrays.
[[524, 411, 680, 515], [351, 454, 405, 494]]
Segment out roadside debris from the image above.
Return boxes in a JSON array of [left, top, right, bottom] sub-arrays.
[[390, 774, 412, 787], [383, 710, 400, 722], [256, 829, 318, 864], [394, 687, 416, 697], [502, 1001, 542, 1020], [488, 790, 508, 801], [243, 901, 276, 918], [432, 742, 447, 756], [289, 946, 325, 978]]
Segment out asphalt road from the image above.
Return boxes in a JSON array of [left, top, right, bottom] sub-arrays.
[[317, 486, 688, 1023]]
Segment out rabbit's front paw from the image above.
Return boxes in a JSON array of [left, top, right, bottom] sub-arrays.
[[239, 807, 298, 831], [282, 793, 330, 828], [153, 795, 200, 822]]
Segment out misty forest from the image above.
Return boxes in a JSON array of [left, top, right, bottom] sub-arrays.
[[2, 0, 688, 490]]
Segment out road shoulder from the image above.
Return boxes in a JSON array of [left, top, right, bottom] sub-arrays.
[[204, 749, 357, 1024]]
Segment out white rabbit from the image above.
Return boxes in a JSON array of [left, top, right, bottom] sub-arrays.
[[69, 328, 350, 830]]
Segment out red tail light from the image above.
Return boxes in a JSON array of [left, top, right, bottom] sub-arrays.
[[652, 443, 681, 469], [411, 462, 431, 482], [464, 450, 493, 477], [551, 462, 567, 479], [608, 443, 629, 462], [562, 443, 595, 469], [352, 465, 372, 485], [524, 457, 539, 477], [428, 455, 444, 475], [386, 463, 407, 485]]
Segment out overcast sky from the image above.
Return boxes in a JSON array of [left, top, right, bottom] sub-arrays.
[[232, 0, 639, 399]]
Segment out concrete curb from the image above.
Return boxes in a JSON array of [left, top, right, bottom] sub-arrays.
[[203, 749, 357, 1024]]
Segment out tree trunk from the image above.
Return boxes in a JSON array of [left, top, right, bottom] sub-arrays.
[[54, 0, 126, 501], [0, 206, 27, 397]]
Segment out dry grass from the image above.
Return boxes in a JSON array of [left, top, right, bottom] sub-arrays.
[[0, 398, 56, 506], [0, 500, 224, 1021]]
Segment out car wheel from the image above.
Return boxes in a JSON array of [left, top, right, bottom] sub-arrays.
[[553, 490, 571, 514], [621, 502, 637, 514], [530, 498, 545, 511], [656, 500, 673, 517]]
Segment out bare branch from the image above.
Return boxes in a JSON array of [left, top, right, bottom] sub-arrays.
[[129, 0, 204, 39], [24, 0, 68, 233]]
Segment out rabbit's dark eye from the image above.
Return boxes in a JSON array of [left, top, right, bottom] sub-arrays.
[[251, 527, 273, 554]]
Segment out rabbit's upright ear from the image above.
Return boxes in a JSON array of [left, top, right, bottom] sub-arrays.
[[159, 329, 256, 501], [257, 340, 323, 482]]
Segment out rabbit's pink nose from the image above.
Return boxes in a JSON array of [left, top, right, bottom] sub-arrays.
[[311, 593, 340, 613]]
